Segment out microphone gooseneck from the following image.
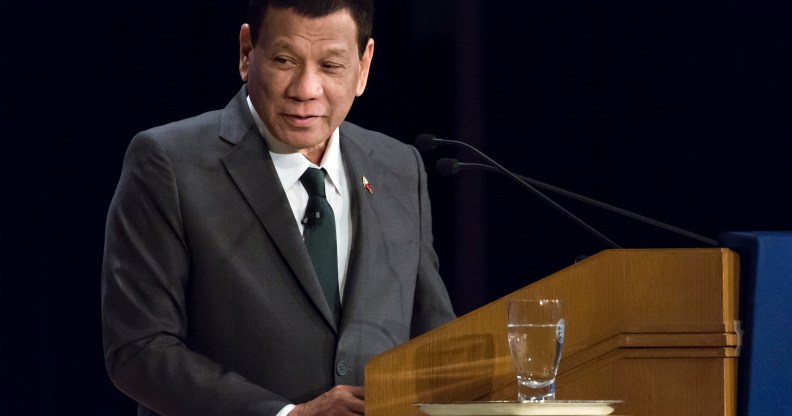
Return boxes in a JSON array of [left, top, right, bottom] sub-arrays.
[[418, 135, 622, 249], [439, 158, 718, 246]]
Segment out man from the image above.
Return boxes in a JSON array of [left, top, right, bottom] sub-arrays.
[[101, 1, 455, 415]]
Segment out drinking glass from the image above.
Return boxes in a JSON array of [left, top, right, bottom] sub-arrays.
[[507, 299, 564, 401]]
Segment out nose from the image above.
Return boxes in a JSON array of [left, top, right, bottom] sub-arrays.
[[287, 66, 323, 101]]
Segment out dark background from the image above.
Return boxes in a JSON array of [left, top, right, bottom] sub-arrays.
[[2, 0, 790, 414]]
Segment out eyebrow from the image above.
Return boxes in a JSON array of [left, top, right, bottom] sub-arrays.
[[271, 40, 352, 59]]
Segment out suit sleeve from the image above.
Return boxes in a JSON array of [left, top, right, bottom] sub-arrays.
[[407, 145, 457, 337], [101, 133, 289, 416]]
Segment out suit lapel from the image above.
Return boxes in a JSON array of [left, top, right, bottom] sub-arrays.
[[338, 127, 388, 325], [218, 88, 338, 332]]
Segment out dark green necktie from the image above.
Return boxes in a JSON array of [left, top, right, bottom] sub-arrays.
[[300, 167, 341, 323]]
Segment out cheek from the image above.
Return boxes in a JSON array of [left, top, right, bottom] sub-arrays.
[[251, 67, 285, 97], [327, 75, 359, 103], [325, 89, 355, 114]]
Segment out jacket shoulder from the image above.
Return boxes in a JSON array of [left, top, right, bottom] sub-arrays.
[[340, 121, 416, 157], [135, 110, 224, 147]]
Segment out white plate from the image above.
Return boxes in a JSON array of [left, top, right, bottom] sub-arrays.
[[415, 400, 622, 416]]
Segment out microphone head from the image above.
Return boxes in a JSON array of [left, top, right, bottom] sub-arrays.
[[435, 158, 460, 176], [414, 134, 439, 151]]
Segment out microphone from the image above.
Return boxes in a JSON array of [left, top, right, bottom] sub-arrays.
[[415, 134, 475, 152], [416, 134, 622, 249], [414, 134, 436, 151], [435, 158, 466, 176], [436, 158, 718, 246]]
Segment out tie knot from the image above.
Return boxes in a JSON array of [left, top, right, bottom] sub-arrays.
[[300, 167, 327, 198]]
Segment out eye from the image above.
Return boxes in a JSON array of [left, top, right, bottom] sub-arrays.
[[271, 56, 296, 68], [321, 62, 345, 73]]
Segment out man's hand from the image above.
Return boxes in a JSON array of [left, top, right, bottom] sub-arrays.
[[292, 385, 365, 416]]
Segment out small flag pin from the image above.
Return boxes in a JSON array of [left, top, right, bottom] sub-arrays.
[[362, 176, 373, 194]]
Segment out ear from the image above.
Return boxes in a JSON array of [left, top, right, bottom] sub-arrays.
[[355, 38, 375, 97], [239, 24, 253, 82]]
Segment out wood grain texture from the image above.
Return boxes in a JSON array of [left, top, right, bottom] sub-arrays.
[[364, 248, 739, 416]]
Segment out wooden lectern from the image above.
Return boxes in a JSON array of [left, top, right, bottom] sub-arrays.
[[364, 248, 740, 416]]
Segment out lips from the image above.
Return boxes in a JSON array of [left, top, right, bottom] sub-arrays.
[[282, 113, 321, 128]]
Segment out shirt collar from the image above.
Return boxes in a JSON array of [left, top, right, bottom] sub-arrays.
[[247, 95, 343, 195]]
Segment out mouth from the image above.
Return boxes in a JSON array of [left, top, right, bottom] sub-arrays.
[[282, 113, 321, 128]]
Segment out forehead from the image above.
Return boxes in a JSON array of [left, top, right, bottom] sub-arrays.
[[258, 7, 359, 53]]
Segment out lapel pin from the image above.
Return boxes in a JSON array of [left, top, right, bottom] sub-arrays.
[[362, 176, 373, 194]]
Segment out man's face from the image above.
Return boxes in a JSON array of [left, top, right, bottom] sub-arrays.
[[239, 7, 374, 159]]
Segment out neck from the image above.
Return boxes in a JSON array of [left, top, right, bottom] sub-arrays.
[[299, 141, 328, 165]]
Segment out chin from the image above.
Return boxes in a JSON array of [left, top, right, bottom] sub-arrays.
[[282, 132, 330, 150]]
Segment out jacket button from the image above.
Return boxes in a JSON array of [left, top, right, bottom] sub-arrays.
[[336, 360, 348, 376]]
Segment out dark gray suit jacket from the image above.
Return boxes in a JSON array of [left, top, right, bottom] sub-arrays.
[[102, 86, 455, 416]]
